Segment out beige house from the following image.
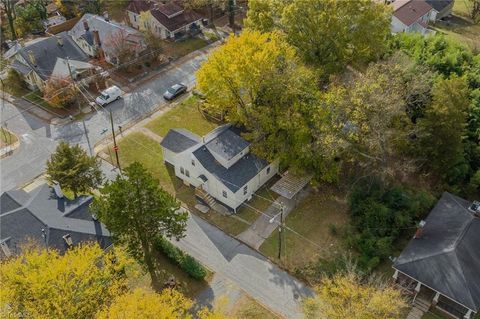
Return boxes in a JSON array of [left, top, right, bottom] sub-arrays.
[[126, 1, 203, 40]]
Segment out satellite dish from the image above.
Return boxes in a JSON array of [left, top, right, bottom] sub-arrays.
[[52, 181, 64, 199]]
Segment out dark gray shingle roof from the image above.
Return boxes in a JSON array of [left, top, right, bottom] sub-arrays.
[[206, 127, 250, 162], [393, 192, 480, 311], [17, 32, 90, 80], [0, 184, 110, 255], [160, 128, 200, 153], [11, 59, 32, 75], [425, 0, 453, 12], [193, 145, 267, 193]]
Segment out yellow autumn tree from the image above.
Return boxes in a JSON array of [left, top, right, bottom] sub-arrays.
[[0, 243, 131, 319], [96, 288, 230, 319], [303, 269, 407, 319]]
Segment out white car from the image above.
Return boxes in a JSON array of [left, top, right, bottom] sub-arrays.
[[95, 85, 122, 106]]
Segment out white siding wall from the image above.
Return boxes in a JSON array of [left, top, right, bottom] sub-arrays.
[[391, 16, 407, 33]]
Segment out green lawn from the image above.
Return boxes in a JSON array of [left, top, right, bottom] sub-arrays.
[[162, 37, 210, 59], [23, 91, 62, 113], [0, 128, 18, 148], [431, 3, 480, 51], [145, 96, 217, 137], [106, 132, 180, 193], [259, 186, 349, 274]]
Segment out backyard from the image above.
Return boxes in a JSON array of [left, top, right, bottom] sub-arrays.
[[259, 186, 350, 281], [431, 1, 480, 50]]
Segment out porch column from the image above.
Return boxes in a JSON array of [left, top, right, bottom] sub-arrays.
[[432, 292, 439, 306], [464, 310, 472, 319], [415, 281, 422, 293], [393, 270, 399, 280]]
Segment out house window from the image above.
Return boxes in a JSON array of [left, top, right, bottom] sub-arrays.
[[133, 14, 136, 22], [180, 167, 184, 174], [222, 190, 227, 198], [243, 185, 248, 195], [191, 159, 195, 166], [266, 166, 271, 175], [185, 170, 190, 177]]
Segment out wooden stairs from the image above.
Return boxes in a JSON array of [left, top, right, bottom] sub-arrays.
[[195, 188, 216, 208], [406, 298, 432, 319]]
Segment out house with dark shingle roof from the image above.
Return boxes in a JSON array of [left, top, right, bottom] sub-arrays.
[[393, 192, 480, 319], [69, 13, 146, 65], [126, 0, 203, 40], [425, 0, 455, 20], [7, 32, 94, 91], [390, 0, 436, 34], [160, 124, 278, 211], [0, 184, 111, 259]]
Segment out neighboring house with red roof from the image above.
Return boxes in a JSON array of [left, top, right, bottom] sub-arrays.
[[126, 0, 203, 40], [390, 0, 437, 34]]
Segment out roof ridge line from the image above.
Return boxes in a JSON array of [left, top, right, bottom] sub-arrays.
[[451, 248, 478, 308], [445, 192, 474, 249]]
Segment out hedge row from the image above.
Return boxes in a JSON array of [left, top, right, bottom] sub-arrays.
[[154, 236, 207, 280]]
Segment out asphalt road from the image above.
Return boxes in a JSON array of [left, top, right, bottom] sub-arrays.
[[0, 48, 211, 192], [175, 212, 314, 319]]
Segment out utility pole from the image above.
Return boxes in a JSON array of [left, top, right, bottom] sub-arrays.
[[278, 204, 284, 260], [228, 0, 235, 33], [66, 57, 81, 112], [110, 109, 121, 172]]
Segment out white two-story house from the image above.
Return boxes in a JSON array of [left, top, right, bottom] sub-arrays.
[[160, 125, 279, 212]]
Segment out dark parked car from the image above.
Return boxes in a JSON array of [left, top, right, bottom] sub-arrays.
[[163, 84, 187, 101]]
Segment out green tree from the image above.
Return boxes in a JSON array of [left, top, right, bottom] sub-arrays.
[[46, 141, 103, 197], [1, 0, 17, 40], [91, 162, 188, 289], [196, 30, 338, 181], [15, 2, 44, 37], [243, 0, 287, 33], [0, 244, 131, 319], [416, 75, 470, 184], [245, 0, 391, 78], [329, 54, 414, 183]]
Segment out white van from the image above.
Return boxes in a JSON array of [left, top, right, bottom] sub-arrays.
[[95, 85, 122, 106]]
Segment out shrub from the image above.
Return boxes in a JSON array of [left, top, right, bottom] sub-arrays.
[[347, 182, 435, 271], [154, 236, 207, 280], [1, 69, 27, 96]]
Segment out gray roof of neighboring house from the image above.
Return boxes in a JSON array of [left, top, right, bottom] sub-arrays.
[[425, 0, 453, 12], [11, 60, 32, 75], [206, 126, 250, 162], [393, 192, 480, 311], [150, 4, 203, 32], [81, 30, 94, 45], [69, 13, 144, 56], [15, 31, 90, 80], [0, 184, 111, 256], [160, 128, 201, 153]]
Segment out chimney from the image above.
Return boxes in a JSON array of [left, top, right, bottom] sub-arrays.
[[103, 11, 110, 22], [27, 50, 37, 66], [52, 181, 64, 199], [83, 20, 89, 31], [56, 35, 63, 46], [414, 220, 426, 239], [92, 30, 101, 47]]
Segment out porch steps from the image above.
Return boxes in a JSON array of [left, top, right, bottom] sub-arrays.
[[414, 298, 432, 313], [406, 307, 424, 319], [195, 188, 217, 208]]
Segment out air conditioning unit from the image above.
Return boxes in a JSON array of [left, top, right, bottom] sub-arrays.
[[468, 200, 480, 217]]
